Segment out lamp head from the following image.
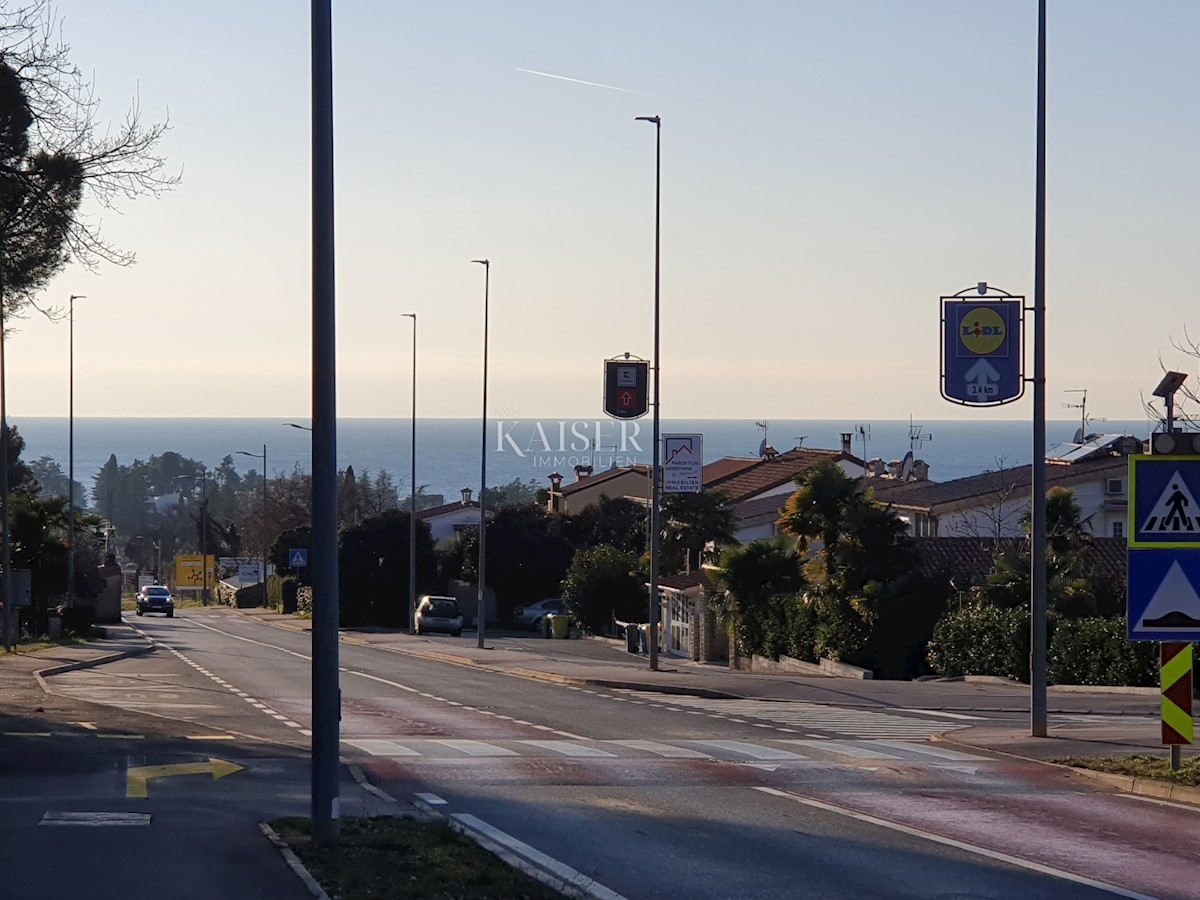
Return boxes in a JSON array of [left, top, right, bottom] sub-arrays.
[[471, 259, 489, 266], [635, 115, 661, 124], [402, 312, 416, 319]]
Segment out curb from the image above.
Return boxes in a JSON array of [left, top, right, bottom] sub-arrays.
[[259, 822, 331, 900], [33, 639, 157, 692], [933, 730, 1200, 807]]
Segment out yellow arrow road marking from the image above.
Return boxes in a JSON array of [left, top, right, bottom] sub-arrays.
[[126, 758, 244, 798]]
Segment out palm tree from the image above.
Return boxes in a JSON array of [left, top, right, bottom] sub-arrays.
[[660, 491, 738, 573]]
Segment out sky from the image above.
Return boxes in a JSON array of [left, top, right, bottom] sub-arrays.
[[6, 1, 1200, 422]]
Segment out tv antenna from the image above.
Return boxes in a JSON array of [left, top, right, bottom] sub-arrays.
[[908, 416, 932, 452], [793, 435, 808, 448], [855, 423, 871, 460], [755, 420, 771, 458], [1062, 389, 1107, 443]]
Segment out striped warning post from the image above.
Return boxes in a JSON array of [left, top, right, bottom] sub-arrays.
[[1161, 642, 1194, 745]]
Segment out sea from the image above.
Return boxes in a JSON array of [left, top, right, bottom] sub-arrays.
[[9, 416, 1156, 505]]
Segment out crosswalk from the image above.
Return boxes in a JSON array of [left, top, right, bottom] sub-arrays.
[[341, 735, 991, 766], [612, 691, 978, 739]]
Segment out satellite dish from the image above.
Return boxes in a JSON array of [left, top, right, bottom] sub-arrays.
[[900, 451, 914, 480], [758, 438, 768, 458], [1072, 427, 1084, 444]]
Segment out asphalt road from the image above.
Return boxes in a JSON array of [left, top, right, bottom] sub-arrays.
[[34, 609, 1195, 900]]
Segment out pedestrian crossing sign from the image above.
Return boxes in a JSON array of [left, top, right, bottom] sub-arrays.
[[1129, 455, 1200, 548], [289, 548, 309, 568]]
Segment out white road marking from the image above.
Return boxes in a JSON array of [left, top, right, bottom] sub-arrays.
[[754, 788, 1156, 900], [693, 740, 803, 761], [608, 739, 710, 759], [780, 740, 905, 760], [872, 741, 990, 762], [433, 739, 518, 757], [343, 739, 420, 756], [452, 813, 628, 900], [522, 740, 618, 758], [898, 708, 986, 721], [41, 812, 151, 827], [416, 792, 446, 804]]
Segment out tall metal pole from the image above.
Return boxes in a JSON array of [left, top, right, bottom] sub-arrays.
[[1, 278, 10, 651], [472, 260, 489, 649], [311, 0, 340, 845], [403, 313, 417, 632], [636, 114, 662, 671], [261, 444, 267, 590], [1030, 0, 1049, 738], [68, 295, 85, 610], [200, 465, 208, 605]]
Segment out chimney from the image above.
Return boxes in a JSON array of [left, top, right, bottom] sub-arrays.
[[841, 433, 853, 454], [460, 487, 473, 505], [574, 464, 594, 482], [548, 472, 563, 491]]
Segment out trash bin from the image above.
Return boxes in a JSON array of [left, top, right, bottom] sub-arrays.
[[550, 614, 570, 639], [540, 615, 552, 639], [625, 622, 639, 653]]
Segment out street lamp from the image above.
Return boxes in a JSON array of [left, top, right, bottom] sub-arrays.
[[67, 294, 86, 611], [401, 313, 417, 633], [236, 444, 268, 592], [284, 422, 312, 432], [1, 282, 11, 649], [471, 259, 489, 650], [635, 114, 662, 671]]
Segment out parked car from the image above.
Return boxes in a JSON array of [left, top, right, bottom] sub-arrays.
[[415, 595, 464, 636], [136, 585, 174, 617], [512, 598, 564, 630]]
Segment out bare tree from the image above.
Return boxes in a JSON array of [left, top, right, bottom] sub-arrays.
[[950, 456, 1028, 542], [1, 1, 177, 317]]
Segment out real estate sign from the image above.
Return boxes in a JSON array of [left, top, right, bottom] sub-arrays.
[[662, 433, 703, 493]]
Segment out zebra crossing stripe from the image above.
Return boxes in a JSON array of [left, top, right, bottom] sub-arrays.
[[342, 739, 420, 756], [608, 739, 710, 759], [432, 739, 517, 757], [779, 740, 905, 760], [871, 740, 988, 761], [522, 740, 618, 758], [692, 740, 803, 761]]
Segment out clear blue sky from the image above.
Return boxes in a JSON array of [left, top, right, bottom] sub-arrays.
[[9, 1, 1199, 422]]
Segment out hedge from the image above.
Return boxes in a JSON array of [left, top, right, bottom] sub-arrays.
[[927, 605, 1029, 681], [1048, 617, 1157, 687]]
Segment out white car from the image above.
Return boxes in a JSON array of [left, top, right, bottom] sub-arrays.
[[512, 598, 564, 629]]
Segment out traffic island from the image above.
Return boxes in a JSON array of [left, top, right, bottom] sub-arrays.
[[266, 816, 566, 899]]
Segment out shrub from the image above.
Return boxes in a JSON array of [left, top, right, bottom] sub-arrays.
[[927, 604, 1030, 681], [1049, 617, 1157, 686]]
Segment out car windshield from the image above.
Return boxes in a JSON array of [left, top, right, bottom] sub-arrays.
[[145, 587, 169, 597], [428, 600, 459, 617]]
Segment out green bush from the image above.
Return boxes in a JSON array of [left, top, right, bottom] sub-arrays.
[[926, 605, 1030, 681], [1048, 617, 1157, 686]]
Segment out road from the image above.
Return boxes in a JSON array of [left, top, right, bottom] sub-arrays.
[[27, 608, 1196, 899]]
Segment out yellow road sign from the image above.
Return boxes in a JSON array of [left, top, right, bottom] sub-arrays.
[[126, 757, 243, 798]]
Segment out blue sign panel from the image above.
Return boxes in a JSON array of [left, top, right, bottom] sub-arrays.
[[1129, 455, 1200, 548], [1128, 548, 1200, 641], [288, 548, 309, 568], [940, 299, 1023, 406]]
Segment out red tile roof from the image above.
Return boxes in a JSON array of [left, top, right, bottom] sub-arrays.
[[866, 455, 1127, 512], [559, 465, 650, 496], [707, 448, 860, 504], [702, 457, 760, 485], [416, 499, 480, 520], [910, 536, 1126, 582]]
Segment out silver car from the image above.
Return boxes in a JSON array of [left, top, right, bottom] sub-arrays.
[[415, 595, 463, 636], [512, 598, 564, 629]]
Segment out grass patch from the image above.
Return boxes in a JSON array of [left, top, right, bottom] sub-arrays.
[[1056, 753, 1200, 787], [0, 626, 106, 656], [269, 815, 565, 899]]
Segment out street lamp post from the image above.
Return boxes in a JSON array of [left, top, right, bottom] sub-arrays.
[[471, 259, 489, 650], [1, 281, 11, 650], [635, 114, 662, 671], [236, 444, 268, 592], [402, 313, 417, 633], [199, 465, 209, 605], [67, 294, 86, 611]]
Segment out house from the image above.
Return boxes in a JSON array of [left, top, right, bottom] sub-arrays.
[[545, 464, 650, 515], [706, 435, 867, 543], [868, 434, 1143, 539], [416, 487, 491, 543]]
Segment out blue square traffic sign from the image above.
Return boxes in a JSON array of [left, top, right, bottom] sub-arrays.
[[288, 548, 309, 568], [1129, 455, 1200, 548], [1127, 548, 1200, 641]]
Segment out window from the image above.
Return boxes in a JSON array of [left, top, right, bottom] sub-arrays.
[[1106, 478, 1123, 495], [1112, 521, 1124, 538]]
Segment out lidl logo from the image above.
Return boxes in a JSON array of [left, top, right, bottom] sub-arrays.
[[959, 307, 1006, 355]]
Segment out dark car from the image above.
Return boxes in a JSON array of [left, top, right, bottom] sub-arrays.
[[415, 595, 463, 636], [136, 585, 174, 617]]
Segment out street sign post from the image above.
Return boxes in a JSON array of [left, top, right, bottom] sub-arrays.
[[940, 293, 1024, 406], [1127, 453, 1200, 642], [604, 357, 649, 419], [663, 433, 703, 493]]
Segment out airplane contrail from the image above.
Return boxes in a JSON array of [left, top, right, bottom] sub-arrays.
[[516, 67, 646, 95]]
